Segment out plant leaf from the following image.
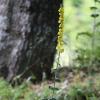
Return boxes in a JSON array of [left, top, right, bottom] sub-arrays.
[[91, 14, 99, 18], [76, 32, 92, 39], [90, 6, 98, 10], [49, 86, 59, 91], [95, 0, 100, 3], [96, 22, 100, 27]]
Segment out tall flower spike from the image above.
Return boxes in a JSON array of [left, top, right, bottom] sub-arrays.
[[56, 6, 64, 53]]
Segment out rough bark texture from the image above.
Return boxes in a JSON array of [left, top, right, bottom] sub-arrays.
[[0, 0, 62, 82]]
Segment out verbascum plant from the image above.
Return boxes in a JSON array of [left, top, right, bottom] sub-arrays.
[[56, 6, 64, 53], [48, 6, 65, 100]]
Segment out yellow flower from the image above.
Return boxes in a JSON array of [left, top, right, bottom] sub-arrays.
[[56, 6, 64, 53]]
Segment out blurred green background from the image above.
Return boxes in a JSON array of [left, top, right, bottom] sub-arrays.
[[54, 0, 100, 68]]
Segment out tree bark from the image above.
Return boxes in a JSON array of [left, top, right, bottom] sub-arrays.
[[0, 0, 62, 82]]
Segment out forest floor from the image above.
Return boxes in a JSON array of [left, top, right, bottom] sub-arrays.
[[0, 66, 99, 100], [30, 67, 100, 97]]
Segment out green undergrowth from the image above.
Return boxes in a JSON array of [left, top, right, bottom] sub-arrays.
[[0, 73, 100, 100]]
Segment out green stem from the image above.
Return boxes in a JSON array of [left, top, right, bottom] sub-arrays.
[[91, 0, 97, 68], [52, 52, 60, 97], [88, 0, 97, 76]]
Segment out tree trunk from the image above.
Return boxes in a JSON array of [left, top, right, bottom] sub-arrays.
[[0, 0, 62, 82]]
